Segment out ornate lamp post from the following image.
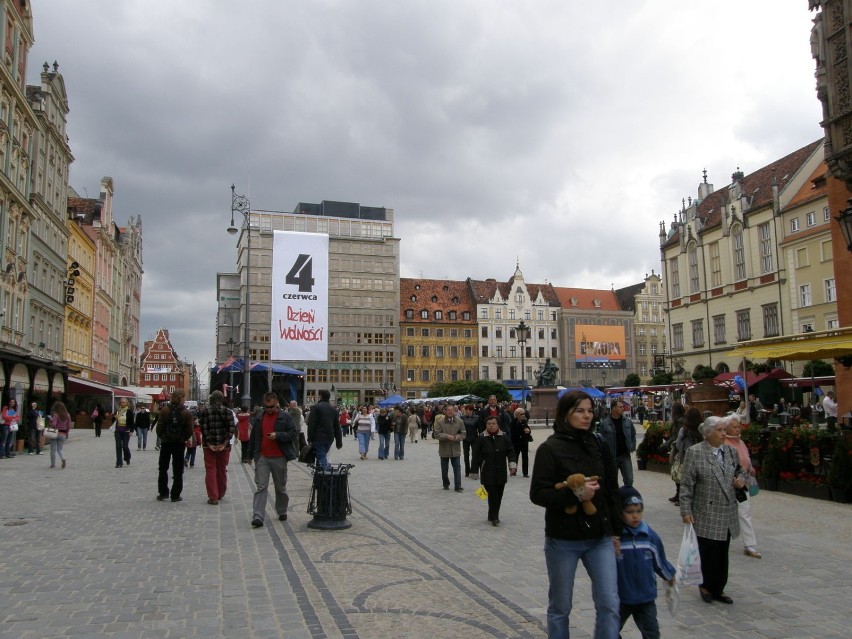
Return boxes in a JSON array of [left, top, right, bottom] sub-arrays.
[[228, 184, 252, 409], [515, 320, 531, 401], [226, 337, 236, 407]]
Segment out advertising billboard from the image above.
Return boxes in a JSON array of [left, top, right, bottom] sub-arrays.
[[575, 325, 627, 369]]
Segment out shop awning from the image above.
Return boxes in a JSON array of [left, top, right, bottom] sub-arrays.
[[117, 386, 165, 403], [728, 327, 852, 361], [67, 377, 135, 398], [780, 376, 835, 388]]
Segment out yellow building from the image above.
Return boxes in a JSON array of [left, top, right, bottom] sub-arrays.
[[399, 279, 477, 399], [64, 215, 95, 376]]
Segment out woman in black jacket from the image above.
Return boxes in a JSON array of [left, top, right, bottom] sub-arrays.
[[509, 407, 532, 477], [529, 390, 620, 639], [472, 415, 514, 526]]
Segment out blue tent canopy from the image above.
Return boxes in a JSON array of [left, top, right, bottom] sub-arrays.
[[378, 394, 405, 407], [212, 359, 304, 376], [558, 386, 606, 399], [509, 389, 531, 401]]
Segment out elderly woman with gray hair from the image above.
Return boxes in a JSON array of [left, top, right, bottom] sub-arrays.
[[680, 415, 749, 605], [724, 413, 761, 558]]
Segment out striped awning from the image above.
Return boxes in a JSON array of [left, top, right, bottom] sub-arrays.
[[727, 327, 852, 362]]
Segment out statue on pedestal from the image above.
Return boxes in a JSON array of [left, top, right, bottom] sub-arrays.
[[535, 358, 559, 387]]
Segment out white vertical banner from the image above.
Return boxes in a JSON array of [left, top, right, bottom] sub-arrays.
[[270, 231, 329, 361]]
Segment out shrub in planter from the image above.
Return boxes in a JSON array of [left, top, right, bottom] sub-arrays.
[[692, 365, 717, 382], [636, 421, 671, 463]]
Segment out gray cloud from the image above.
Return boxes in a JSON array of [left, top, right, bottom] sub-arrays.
[[30, 0, 824, 370]]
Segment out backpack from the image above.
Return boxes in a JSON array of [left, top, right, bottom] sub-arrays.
[[164, 407, 184, 441]]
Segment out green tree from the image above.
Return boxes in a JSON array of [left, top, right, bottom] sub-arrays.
[[471, 380, 512, 402], [428, 380, 472, 398], [692, 365, 716, 381], [650, 370, 673, 385], [624, 373, 641, 387], [802, 360, 834, 377]]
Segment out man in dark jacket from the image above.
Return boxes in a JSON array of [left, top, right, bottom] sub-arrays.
[[478, 395, 511, 435], [597, 399, 637, 487], [249, 392, 297, 528], [306, 389, 342, 469], [155, 390, 195, 502], [461, 404, 480, 477]]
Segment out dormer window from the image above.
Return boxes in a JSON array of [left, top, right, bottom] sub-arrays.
[[431, 295, 438, 302], [570, 297, 578, 307], [410, 295, 417, 302], [593, 299, 601, 308], [420, 310, 429, 319]]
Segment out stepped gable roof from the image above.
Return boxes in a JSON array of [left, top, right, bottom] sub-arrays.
[[613, 282, 645, 312], [553, 287, 622, 312], [400, 278, 474, 323], [663, 139, 821, 248], [467, 277, 560, 306]]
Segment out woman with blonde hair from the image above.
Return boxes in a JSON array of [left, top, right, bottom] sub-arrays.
[[48, 401, 72, 469], [113, 398, 135, 468]]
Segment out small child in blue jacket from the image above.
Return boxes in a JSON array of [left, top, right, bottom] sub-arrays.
[[616, 486, 675, 639]]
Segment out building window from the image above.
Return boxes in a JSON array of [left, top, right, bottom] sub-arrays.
[[421, 369, 430, 382], [651, 344, 657, 355], [405, 309, 414, 319], [709, 242, 721, 287], [480, 308, 488, 319], [759, 222, 773, 273], [481, 346, 488, 357], [806, 211, 816, 227], [495, 346, 502, 357], [436, 370, 445, 382], [790, 217, 800, 232], [509, 346, 516, 358], [450, 345, 458, 358], [733, 226, 746, 281], [824, 206, 831, 221], [421, 328, 429, 337], [670, 257, 680, 297], [762, 303, 779, 337], [406, 345, 415, 357], [481, 326, 488, 338], [464, 346, 472, 358], [552, 346, 558, 357], [495, 365, 503, 379], [464, 329, 472, 338], [736, 310, 751, 341], [421, 346, 429, 357], [537, 310, 544, 321], [406, 327, 414, 336], [436, 329, 444, 337], [639, 344, 646, 355], [672, 323, 684, 351], [825, 278, 836, 303], [481, 366, 489, 380], [827, 318, 839, 329], [448, 311, 456, 320], [508, 309, 515, 320], [800, 283, 812, 307], [495, 328, 502, 339], [406, 369, 415, 382], [420, 310, 428, 319], [638, 327, 645, 336], [713, 314, 726, 344], [495, 309, 502, 319], [691, 319, 704, 348], [462, 312, 470, 321], [434, 311, 442, 320], [435, 345, 444, 358], [688, 243, 699, 293], [450, 370, 458, 381]]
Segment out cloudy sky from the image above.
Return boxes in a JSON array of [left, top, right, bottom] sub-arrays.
[[29, 0, 824, 371]]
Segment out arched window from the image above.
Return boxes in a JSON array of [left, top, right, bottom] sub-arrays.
[[732, 225, 746, 281]]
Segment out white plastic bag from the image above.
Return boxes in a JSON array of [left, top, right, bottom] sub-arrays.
[[675, 524, 702, 587]]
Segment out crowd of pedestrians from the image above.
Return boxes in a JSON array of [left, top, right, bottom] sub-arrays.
[[2, 386, 782, 639]]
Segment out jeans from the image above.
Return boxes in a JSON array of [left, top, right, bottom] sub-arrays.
[[377, 433, 391, 459], [50, 434, 67, 467], [440, 456, 462, 489], [135, 428, 148, 450], [356, 431, 371, 455], [393, 431, 406, 460], [544, 535, 620, 639], [114, 431, 131, 466], [203, 447, 231, 501], [240, 439, 251, 462], [314, 440, 332, 470], [252, 455, 289, 522], [1, 424, 14, 457], [185, 446, 197, 467], [158, 441, 186, 498], [615, 454, 634, 487], [619, 602, 659, 639]]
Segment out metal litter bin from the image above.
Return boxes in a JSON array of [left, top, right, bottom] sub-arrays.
[[307, 463, 354, 530]]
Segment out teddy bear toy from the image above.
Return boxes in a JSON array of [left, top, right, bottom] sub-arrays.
[[554, 473, 599, 515]]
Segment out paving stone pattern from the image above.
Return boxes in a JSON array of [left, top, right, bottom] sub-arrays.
[[0, 426, 849, 638]]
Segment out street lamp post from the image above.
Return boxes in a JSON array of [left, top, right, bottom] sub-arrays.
[[226, 337, 236, 408], [515, 321, 531, 402], [228, 184, 252, 409]]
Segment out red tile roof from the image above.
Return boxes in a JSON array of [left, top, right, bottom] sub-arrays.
[[553, 287, 622, 311], [400, 278, 475, 323], [467, 278, 561, 306]]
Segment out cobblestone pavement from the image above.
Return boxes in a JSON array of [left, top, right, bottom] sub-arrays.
[[0, 425, 849, 638]]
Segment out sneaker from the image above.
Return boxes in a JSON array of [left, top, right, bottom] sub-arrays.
[[61, 460, 66, 469], [251, 518, 264, 528], [170, 496, 182, 502]]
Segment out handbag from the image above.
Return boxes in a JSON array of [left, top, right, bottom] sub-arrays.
[[298, 442, 316, 465], [475, 485, 488, 500], [670, 458, 683, 482], [675, 524, 702, 587], [42, 427, 59, 441], [109, 424, 116, 433], [36, 416, 45, 431], [9, 422, 18, 432]]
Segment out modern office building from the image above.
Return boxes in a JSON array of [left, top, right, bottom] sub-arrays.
[[219, 199, 400, 407]]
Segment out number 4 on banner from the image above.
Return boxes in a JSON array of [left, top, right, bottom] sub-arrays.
[[286, 254, 314, 292]]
